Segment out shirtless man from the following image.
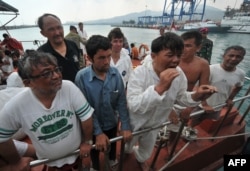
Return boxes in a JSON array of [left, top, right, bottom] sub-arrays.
[[180, 30, 210, 91], [170, 31, 210, 125]]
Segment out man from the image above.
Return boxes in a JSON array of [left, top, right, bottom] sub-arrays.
[[75, 35, 132, 171], [37, 13, 81, 82], [125, 32, 217, 171], [0, 51, 94, 170], [171, 30, 210, 127], [0, 50, 14, 82], [130, 43, 139, 60], [180, 30, 210, 91], [159, 27, 165, 36], [0, 72, 27, 140], [65, 25, 87, 68], [107, 27, 133, 88], [202, 45, 246, 114], [197, 27, 213, 64], [78, 22, 88, 60], [0, 33, 24, 53]]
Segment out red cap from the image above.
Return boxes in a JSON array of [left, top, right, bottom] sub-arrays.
[[200, 27, 208, 33]]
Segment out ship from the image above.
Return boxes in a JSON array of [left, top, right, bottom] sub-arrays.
[[178, 20, 232, 33], [221, 0, 250, 34]]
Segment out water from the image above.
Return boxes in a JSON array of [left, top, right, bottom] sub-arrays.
[[1, 24, 249, 170], [2, 24, 249, 116]]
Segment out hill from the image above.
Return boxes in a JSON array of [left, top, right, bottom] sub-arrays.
[[66, 6, 224, 25]]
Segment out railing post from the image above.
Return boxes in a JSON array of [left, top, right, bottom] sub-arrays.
[[212, 105, 233, 141], [118, 140, 125, 171], [167, 120, 186, 161]]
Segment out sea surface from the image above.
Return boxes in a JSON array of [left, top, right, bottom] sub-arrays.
[[1, 24, 250, 170]]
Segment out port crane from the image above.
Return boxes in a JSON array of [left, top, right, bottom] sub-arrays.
[[138, 0, 208, 26]]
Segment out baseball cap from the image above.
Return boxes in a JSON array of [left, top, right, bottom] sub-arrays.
[[200, 27, 208, 33], [70, 25, 77, 30]]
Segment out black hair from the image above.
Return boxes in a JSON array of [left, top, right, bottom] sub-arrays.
[[107, 27, 124, 41], [37, 13, 61, 30], [86, 35, 111, 60], [181, 30, 202, 46], [2, 33, 9, 38], [223, 45, 246, 56], [151, 32, 184, 57]]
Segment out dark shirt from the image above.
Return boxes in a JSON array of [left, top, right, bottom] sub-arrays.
[[37, 39, 80, 82], [197, 38, 213, 64]]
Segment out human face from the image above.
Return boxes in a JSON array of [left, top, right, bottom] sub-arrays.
[[90, 49, 112, 74], [28, 64, 62, 95], [111, 38, 123, 53], [221, 49, 244, 71], [182, 38, 200, 59], [40, 16, 64, 45], [152, 49, 180, 75]]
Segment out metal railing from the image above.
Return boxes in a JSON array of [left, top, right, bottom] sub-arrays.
[[28, 77, 250, 170]]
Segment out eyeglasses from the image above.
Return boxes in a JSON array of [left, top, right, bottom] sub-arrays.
[[30, 67, 62, 79]]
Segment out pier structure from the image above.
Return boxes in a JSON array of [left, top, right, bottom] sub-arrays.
[[138, 0, 207, 27]]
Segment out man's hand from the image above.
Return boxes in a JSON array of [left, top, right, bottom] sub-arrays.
[[192, 85, 217, 101], [155, 68, 180, 95], [121, 130, 132, 143], [80, 143, 92, 169], [168, 110, 179, 124], [202, 104, 215, 113], [95, 133, 110, 152]]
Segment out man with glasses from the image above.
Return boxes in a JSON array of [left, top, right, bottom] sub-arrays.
[[197, 27, 213, 64], [37, 13, 81, 83], [0, 51, 94, 170]]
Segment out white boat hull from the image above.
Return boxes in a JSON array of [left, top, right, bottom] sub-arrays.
[[227, 25, 250, 33]]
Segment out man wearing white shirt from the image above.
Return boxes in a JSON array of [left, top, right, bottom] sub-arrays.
[[125, 32, 217, 171], [108, 27, 133, 88], [78, 22, 88, 63]]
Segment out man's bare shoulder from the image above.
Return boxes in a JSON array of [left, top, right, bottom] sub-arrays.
[[194, 56, 209, 66]]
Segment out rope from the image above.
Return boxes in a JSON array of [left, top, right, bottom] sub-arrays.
[[195, 132, 250, 140], [159, 142, 190, 171]]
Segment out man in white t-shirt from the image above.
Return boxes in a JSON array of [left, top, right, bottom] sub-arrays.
[[0, 51, 94, 170], [201, 45, 246, 114], [108, 27, 133, 89], [78, 22, 89, 66]]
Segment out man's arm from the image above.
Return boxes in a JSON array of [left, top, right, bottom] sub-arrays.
[[199, 60, 210, 86], [81, 117, 93, 143], [0, 139, 21, 166], [79, 36, 87, 45], [191, 85, 217, 102]]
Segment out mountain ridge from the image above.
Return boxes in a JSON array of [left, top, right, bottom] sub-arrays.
[[66, 6, 225, 25]]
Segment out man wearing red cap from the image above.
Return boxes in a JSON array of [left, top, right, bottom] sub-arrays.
[[197, 27, 213, 64]]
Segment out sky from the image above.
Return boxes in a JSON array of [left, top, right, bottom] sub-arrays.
[[3, 0, 243, 25]]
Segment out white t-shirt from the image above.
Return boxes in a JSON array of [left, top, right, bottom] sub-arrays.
[[78, 29, 88, 55], [0, 80, 94, 167], [206, 64, 245, 109], [110, 49, 133, 88]]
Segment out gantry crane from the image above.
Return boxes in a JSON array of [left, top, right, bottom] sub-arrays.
[[138, 0, 207, 26]]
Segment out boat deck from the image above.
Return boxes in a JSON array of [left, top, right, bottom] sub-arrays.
[[27, 59, 248, 171]]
